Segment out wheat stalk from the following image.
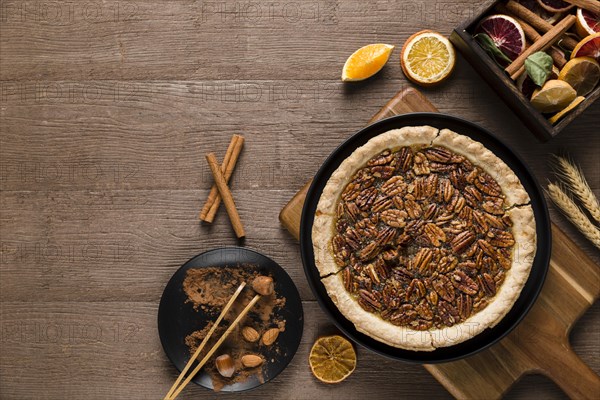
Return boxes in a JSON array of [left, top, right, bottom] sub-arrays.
[[546, 182, 600, 249], [551, 155, 600, 225]]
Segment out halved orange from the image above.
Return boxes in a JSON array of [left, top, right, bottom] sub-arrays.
[[400, 30, 456, 86], [341, 44, 395, 82], [309, 335, 356, 384]]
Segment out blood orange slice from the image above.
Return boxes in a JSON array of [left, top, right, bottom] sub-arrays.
[[517, 0, 561, 23], [571, 33, 600, 61], [576, 8, 600, 38], [536, 0, 574, 13], [475, 14, 526, 61]]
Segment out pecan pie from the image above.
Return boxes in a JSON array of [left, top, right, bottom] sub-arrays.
[[313, 126, 536, 351]]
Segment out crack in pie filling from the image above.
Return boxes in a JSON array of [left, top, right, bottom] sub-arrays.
[[313, 126, 536, 350]]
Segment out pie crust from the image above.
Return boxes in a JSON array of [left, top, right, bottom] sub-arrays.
[[313, 126, 536, 351]]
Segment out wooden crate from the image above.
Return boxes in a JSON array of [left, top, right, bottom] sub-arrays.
[[450, 0, 600, 141]]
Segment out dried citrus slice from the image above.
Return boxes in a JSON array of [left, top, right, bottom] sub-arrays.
[[571, 33, 600, 61], [475, 15, 526, 61], [576, 8, 600, 38], [309, 335, 356, 384], [558, 57, 600, 96], [341, 44, 395, 82], [531, 79, 577, 113], [537, 0, 574, 13], [400, 30, 455, 86], [548, 96, 585, 124]]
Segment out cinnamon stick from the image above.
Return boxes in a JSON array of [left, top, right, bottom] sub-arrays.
[[506, 14, 576, 79], [564, 0, 600, 15], [199, 134, 244, 223], [206, 153, 245, 238], [504, 0, 578, 50], [496, 6, 567, 68]]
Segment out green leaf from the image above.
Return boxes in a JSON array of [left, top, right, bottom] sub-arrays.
[[524, 52, 553, 87], [474, 33, 512, 65]]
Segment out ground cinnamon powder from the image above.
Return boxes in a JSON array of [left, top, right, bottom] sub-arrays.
[[182, 265, 287, 391]]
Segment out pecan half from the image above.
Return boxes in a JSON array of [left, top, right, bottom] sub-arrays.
[[433, 275, 456, 302], [450, 231, 476, 253], [380, 209, 408, 228], [359, 289, 381, 310], [359, 241, 381, 261], [424, 222, 446, 247], [451, 270, 479, 296], [355, 187, 378, 210], [478, 273, 496, 296], [475, 172, 502, 197], [396, 147, 413, 171], [457, 293, 472, 320], [367, 150, 394, 166]]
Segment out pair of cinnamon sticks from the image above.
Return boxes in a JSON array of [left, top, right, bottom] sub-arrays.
[[499, 1, 581, 80], [199, 134, 245, 238]]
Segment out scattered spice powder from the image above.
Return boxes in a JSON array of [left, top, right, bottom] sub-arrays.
[[182, 265, 287, 391]]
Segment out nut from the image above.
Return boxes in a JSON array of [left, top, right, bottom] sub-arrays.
[[241, 354, 263, 368], [241, 326, 260, 343], [262, 328, 280, 346], [215, 354, 235, 378], [252, 276, 274, 296]]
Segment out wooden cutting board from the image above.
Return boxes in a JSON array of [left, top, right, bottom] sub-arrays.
[[278, 87, 600, 399]]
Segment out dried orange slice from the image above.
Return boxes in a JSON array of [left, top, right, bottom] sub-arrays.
[[309, 335, 356, 384], [575, 8, 600, 38], [571, 33, 600, 61], [558, 57, 600, 96], [400, 30, 456, 86], [548, 96, 585, 124], [531, 80, 577, 113], [341, 44, 395, 82]]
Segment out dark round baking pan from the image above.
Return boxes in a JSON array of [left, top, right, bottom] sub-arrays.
[[158, 247, 303, 391], [299, 112, 551, 363]]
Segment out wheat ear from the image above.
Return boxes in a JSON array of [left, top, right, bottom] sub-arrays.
[[551, 155, 600, 225], [546, 182, 600, 249]]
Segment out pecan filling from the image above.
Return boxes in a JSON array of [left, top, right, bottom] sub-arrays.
[[333, 145, 515, 330]]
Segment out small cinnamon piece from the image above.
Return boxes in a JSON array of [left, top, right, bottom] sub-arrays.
[[506, 15, 576, 79], [504, 1, 578, 50], [496, 6, 567, 68], [206, 152, 246, 238], [199, 134, 244, 223], [564, 0, 600, 15]]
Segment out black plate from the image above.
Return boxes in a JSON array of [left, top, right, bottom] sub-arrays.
[[300, 113, 551, 363], [158, 247, 303, 391]]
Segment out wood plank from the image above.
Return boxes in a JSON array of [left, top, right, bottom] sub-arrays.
[[0, 300, 597, 399], [1, 79, 598, 191], [0, 0, 490, 81], [1, 0, 599, 397], [0, 189, 313, 301]]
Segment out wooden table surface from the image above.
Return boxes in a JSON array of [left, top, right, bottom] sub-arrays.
[[1, 1, 599, 399]]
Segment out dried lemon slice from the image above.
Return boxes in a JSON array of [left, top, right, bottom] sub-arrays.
[[309, 335, 356, 384], [400, 30, 456, 86], [558, 57, 600, 96], [530, 80, 577, 113], [341, 44, 395, 82], [548, 96, 585, 124]]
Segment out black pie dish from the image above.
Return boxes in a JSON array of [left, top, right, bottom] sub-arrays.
[[299, 113, 551, 363], [158, 247, 303, 391]]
